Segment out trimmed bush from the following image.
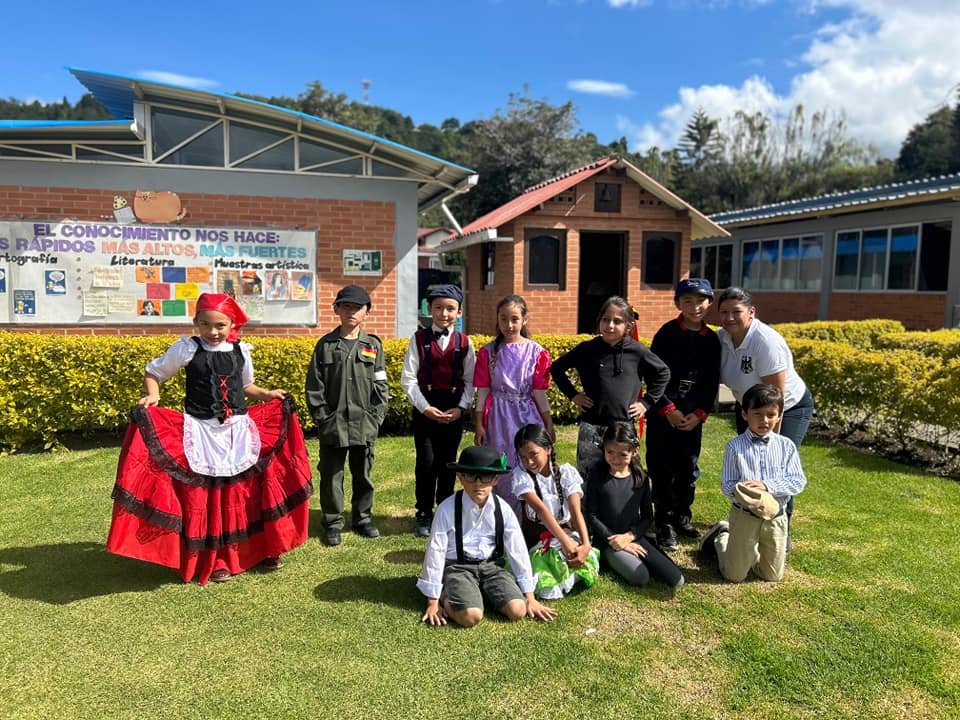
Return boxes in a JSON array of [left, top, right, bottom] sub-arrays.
[[874, 329, 960, 360], [774, 319, 905, 349]]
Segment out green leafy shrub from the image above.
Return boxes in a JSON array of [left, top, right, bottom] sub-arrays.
[[874, 329, 960, 360], [774, 319, 905, 349]]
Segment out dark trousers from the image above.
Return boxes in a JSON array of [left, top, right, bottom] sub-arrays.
[[412, 407, 463, 516], [602, 537, 684, 588], [318, 443, 375, 530], [735, 387, 814, 521], [646, 416, 703, 526]]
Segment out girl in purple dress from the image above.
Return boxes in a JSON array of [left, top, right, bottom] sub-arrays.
[[473, 295, 554, 516]]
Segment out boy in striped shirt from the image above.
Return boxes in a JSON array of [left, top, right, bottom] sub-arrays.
[[699, 384, 806, 582]]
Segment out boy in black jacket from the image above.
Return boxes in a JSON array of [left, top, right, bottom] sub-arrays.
[[647, 278, 721, 550]]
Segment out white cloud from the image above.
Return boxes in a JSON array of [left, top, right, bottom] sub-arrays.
[[608, 0, 653, 8], [567, 79, 636, 98], [620, 0, 960, 156], [135, 71, 219, 89]]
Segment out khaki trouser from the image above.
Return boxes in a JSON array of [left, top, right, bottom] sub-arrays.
[[716, 505, 788, 582]]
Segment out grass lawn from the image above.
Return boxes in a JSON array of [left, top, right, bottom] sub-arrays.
[[1, 418, 958, 720]]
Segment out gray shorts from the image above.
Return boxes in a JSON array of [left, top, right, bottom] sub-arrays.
[[442, 560, 523, 612]]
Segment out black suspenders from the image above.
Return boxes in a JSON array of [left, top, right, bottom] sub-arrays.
[[454, 490, 503, 563]]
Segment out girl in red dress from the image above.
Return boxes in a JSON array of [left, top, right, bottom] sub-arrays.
[[106, 293, 312, 584]]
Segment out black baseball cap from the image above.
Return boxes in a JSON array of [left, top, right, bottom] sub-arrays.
[[334, 284, 371, 308]]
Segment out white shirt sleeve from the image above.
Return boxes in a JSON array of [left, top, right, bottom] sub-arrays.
[[400, 335, 431, 414], [239, 341, 255, 387], [145, 336, 196, 383], [460, 337, 477, 410], [416, 500, 452, 599], [511, 467, 537, 500], [559, 464, 584, 498], [501, 502, 536, 595]]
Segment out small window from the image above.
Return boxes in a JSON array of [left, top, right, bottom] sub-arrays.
[[525, 229, 566, 288], [299, 139, 354, 169], [859, 229, 887, 290], [152, 107, 218, 158], [717, 244, 733, 288], [834, 231, 860, 290], [689, 247, 703, 278], [642, 231, 678, 285], [482, 242, 496, 289], [236, 138, 294, 171], [692, 242, 734, 289], [230, 122, 289, 164], [798, 236, 822, 290], [594, 182, 621, 212], [157, 124, 224, 167], [888, 226, 918, 290], [919, 221, 951, 291]]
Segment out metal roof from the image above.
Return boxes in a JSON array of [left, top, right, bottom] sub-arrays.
[[1, 68, 476, 211], [445, 155, 728, 249], [709, 173, 960, 228]]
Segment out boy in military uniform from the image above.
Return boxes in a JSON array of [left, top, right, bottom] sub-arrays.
[[306, 285, 389, 546]]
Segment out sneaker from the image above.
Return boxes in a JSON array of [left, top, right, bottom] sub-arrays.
[[260, 556, 284, 570], [656, 524, 679, 551], [210, 569, 232, 583], [352, 522, 380, 539], [698, 521, 729, 564], [324, 529, 342, 547], [676, 516, 701, 540], [414, 512, 432, 538]]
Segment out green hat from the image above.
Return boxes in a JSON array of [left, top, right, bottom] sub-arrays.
[[447, 446, 511, 474]]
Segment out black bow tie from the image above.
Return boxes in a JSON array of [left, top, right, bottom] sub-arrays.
[[751, 434, 770, 445], [433, 328, 449, 339]]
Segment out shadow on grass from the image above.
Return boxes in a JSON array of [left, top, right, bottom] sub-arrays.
[[307, 508, 410, 538], [0, 542, 171, 603], [313, 574, 421, 612], [383, 550, 423, 565]]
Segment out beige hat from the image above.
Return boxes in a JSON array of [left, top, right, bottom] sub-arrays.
[[733, 482, 780, 521]]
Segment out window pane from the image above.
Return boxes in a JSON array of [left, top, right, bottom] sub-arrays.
[[704, 246, 718, 287], [305, 157, 363, 175], [300, 139, 353, 168], [798, 236, 822, 290], [834, 231, 859, 289], [236, 138, 294, 170], [859, 229, 887, 290], [689, 247, 703, 279], [372, 160, 414, 178], [230, 122, 288, 164], [742, 241, 759, 289], [888, 226, 918, 290], [759, 239, 779, 289], [643, 233, 677, 285], [919, 221, 951, 291], [152, 107, 216, 156], [483, 243, 495, 288], [594, 183, 621, 212], [780, 238, 799, 290], [717, 244, 733, 289], [158, 124, 224, 167], [528, 235, 560, 284]]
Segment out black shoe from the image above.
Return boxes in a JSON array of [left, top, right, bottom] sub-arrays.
[[697, 521, 728, 564], [414, 512, 432, 538], [324, 529, 342, 547], [352, 522, 380, 538], [676, 516, 701, 540], [656, 524, 678, 551]]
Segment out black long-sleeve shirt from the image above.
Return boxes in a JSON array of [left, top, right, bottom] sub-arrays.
[[584, 467, 653, 547], [649, 316, 721, 419], [550, 336, 670, 426]]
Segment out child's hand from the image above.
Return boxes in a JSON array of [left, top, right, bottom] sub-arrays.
[[677, 413, 702, 431], [526, 597, 557, 622], [571, 543, 592, 567], [560, 537, 579, 560], [743, 480, 767, 491], [623, 541, 647, 558], [474, 425, 486, 445], [627, 401, 647, 419], [666, 409, 685, 428], [421, 600, 447, 626], [607, 532, 634, 552], [138, 393, 160, 408], [572, 393, 594, 410], [423, 407, 448, 422], [266, 389, 287, 400]]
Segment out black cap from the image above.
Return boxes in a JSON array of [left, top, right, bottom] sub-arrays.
[[674, 277, 714, 300], [334, 284, 371, 308], [426, 284, 464, 306], [447, 445, 511, 474]]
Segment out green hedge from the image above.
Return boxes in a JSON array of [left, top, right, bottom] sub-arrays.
[[874, 329, 960, 360], [774, 319, 905, 349], [0, 331, 595, 451]]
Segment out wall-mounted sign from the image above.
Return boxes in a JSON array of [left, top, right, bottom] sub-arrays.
[[0, 221, 317, 325], [342, 249, 382, 276]]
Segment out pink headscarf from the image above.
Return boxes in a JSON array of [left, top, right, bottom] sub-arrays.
[[196, 293, 249, 343]]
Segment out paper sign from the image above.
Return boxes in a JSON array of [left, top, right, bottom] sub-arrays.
[[92, 266, 124, 288], [108, 294, 136, 313], [83, 293, 109, 316], [186, 266, 211, 284], [175, 283, 200, 300]]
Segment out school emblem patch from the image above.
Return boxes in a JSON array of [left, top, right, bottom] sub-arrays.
[[740, 355, 754, 374]]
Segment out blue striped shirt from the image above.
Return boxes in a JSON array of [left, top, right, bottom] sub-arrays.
[[721, 430, 806, 502]]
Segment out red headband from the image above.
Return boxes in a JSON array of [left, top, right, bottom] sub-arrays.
[[196, 293, 248, 342]]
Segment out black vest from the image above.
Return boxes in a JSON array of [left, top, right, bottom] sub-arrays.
[[183, 337, 248, 422]]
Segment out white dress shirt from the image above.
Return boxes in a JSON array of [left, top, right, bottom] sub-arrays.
[[400, 325, 476, 413], [416, 490, 536, 599]]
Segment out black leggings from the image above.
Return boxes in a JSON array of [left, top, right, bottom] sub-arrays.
[[602, 537, 684, 588]]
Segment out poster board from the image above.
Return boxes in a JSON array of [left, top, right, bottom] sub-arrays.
[[0, 221, 317, 325]]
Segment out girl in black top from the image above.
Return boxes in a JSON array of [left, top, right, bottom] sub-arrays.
[[584, 422, 684, 588]]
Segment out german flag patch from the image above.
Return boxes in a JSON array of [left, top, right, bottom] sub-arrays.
[[361, 346, 378, 360]]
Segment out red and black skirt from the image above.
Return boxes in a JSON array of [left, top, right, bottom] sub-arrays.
[[106, 397, 313, 585]]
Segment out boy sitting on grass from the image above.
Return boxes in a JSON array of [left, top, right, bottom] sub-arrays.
[[417, 446, 558, 627], [699, 383, 806, 582]]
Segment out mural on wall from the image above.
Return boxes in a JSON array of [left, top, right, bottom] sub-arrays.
[[133, 190, 188, 224]]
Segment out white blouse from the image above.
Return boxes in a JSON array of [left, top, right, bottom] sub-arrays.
[[510, 463, 584, 525]]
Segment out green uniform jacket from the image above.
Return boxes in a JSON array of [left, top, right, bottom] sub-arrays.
[[305, 327, 389, 447]]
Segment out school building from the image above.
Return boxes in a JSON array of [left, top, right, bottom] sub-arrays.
[[440, 156, 729, 338], [0, 68, 476, 338], [694, 174, 960, 329]]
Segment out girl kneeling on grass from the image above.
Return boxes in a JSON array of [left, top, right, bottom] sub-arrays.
[[511, 424, 600, 599], [106, 293, 313, 585], [584, 422, 684, 589]]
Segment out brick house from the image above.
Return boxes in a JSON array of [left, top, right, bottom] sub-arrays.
[[441, 156, 728, 338], [0, 68, 475, 338], [694, 174, 960, 329]]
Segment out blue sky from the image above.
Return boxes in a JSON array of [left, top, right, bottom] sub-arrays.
[[4, 1, 958, 157]]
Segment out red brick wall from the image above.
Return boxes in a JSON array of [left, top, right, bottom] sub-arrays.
[[828, 292, 946, 330], [704, 292, 820, 327], [463, 172, 694, 338], [0, 185, 397, 337]]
